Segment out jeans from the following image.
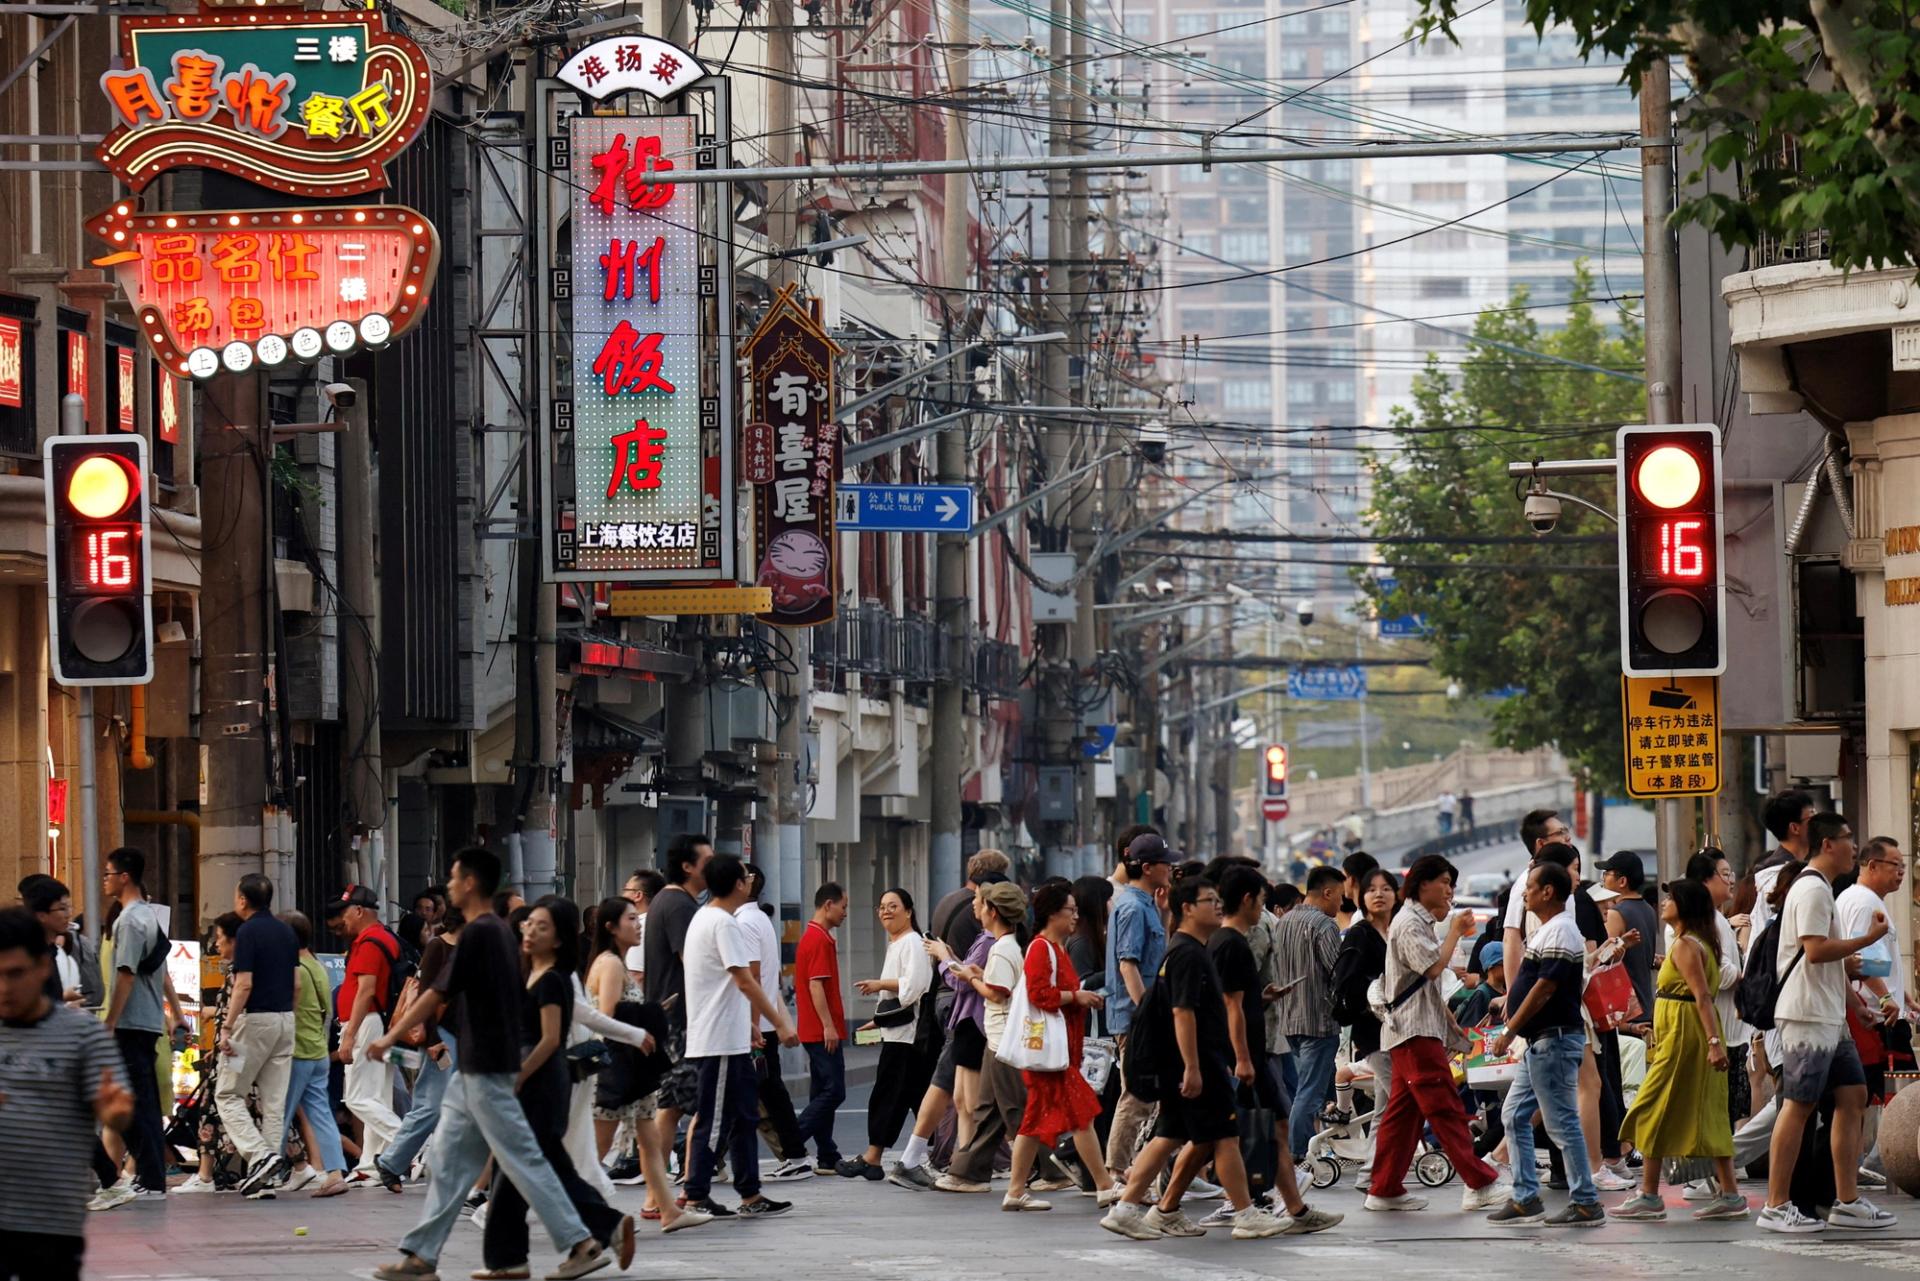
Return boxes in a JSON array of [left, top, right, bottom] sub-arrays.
[[1288, 1033, 1340, 1159], [284, 1056, 346, 1173], [796, 1041, 846, 1163], [398, 1072, 589, 1266], [113, 1028, 168, 1191], [382, 1029, 456, 1177], [1369, 1037, 1498, 1198], [1504, 1030, 1597, 1206], [483, 1071, 621, 1272], [687, 1053, 762, 1202], [1356, 1048, 1396, 1177], [216, 1010, 295, 1166], [344, 1013, 402, 1172]]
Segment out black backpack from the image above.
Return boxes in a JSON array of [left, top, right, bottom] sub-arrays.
[[136, 922, 169, 976], [1736, 916, 1800, 1032], [363, 926, 419, 1016], [1120, 972, 1175, 1103]]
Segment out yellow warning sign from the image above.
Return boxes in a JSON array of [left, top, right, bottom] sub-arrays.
[[608, 586, 774, 617], [1621, 675, 1722, 799]]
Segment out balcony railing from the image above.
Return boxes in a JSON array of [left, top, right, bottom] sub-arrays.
[[1749, 137, 1832, 269]]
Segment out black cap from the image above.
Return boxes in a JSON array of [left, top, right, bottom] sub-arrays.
[[325, 884, 380, 917], [1127, 833, 1174, 866], [1597, 851, 1645, 885]]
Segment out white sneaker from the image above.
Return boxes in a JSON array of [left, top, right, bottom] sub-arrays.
[[1681, 1178, 1718, 1202], [88, 1180, 137, 1212], [1461, 1180, 1512, 1211], [1829, 1197, 1898, 1231], [1757, 1202, 1826, 1234], [1095, 1186, 1125, 1208], [470, 1200, 489, 1230], [1002, 1192, 1052, 1212], [1365, 1192, 1428, 1212], [1593, 1166, 1635, 1192], [1186, 1176, 1225, 1200], [766, 1159, 813, 1183], [1859, 1167, 1889, 1189], [280, 1165, 320, 1195], [1144, 1206, 1208, 1237], [1231, 1205, 1288, 1239], [173, 1174, 219, 1195], [1100, 1201, 1165, 1240]]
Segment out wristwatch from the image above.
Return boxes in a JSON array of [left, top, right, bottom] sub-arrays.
[[1708, 1035, 1722, 1046]]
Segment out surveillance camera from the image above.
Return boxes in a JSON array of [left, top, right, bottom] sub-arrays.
[[1295, 598, 1315, 627], [322, 382, 356, 410], [1155, 579, 1176, 598], [1524, 491, 1562, 536]]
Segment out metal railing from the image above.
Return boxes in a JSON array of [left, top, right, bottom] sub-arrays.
[[1750, 137, 1832, 269]]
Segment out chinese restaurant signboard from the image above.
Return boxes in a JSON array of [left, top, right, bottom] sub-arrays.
[[98, 6, 431, 198], [89, 202, 440, 380], [557, 35, 709, 102], [0, 318, 21, 409], [742, 286, 841, 628], [553, 113, 728, 582]]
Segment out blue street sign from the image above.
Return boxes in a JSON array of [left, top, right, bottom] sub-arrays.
[[1375, 576, 1429, 638], [834, 484, 975, 533], [1287, 665, 1368, 702]]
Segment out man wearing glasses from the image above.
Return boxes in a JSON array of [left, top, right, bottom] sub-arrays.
[[1837, 836, 1913, 1164]]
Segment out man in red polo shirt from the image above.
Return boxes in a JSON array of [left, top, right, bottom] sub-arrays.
[[792, 883, 848, 1173], [327, 886, 404, 1186]]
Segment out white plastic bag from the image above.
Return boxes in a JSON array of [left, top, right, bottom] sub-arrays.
[[997, 941, 1069, 1072]]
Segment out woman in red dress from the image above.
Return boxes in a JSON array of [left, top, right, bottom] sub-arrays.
[[1007, 879, 1120, 1209]]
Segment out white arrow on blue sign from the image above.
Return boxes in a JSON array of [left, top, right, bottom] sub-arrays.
[[834, 484, 975, 533], [1287, 665, 1369, 701]]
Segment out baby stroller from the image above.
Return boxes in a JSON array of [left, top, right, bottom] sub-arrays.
[[1303, 1057, 1456, 1190]]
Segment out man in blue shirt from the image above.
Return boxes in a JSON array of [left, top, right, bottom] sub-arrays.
[[220, 872, 301, 1197], [1104, 831, 1173, 1175]]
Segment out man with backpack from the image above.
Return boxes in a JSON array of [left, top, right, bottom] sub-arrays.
[[1756, 813, 1896, 1234], [329, 885, 408, 1186], [93, 847, 182, 1207]]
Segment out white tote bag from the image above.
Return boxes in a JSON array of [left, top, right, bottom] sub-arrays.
[[996, 940, 1070, 1072]]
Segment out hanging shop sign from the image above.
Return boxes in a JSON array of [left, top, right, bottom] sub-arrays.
[[0, 318, 22, 409], [87, 202, 440, 380], [558, 35, 709, 102], [741, 285, 841, 628], [96, 6, 431, 198], [555, 113, 727, 582]]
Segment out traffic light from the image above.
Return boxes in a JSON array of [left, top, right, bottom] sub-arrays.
[[1263, 743, 1289, 799], [44, 434, 152, 685], [1617, 424, 1724, 677]]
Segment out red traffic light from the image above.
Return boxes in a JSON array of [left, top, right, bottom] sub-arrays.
[[1617, 425, 1724, 677], [1631, 444, 1704, 510], [1264, 744, 1289, 798], [66, 453, 137, 520], [44, 436, 153, 686]]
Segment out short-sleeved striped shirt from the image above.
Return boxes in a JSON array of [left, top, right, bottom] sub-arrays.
[[0, 1000, 125, 1237], [1274, 904, 1341, 1039]]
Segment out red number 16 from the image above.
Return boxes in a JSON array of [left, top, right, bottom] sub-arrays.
[[1660, 519, 1704, 580]]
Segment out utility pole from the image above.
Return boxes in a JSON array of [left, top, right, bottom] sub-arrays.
[[336, 377, 385, 904], [929, 0, 971, 899], [1211, 602, 1234, 855], [1641, 57, 1686, 885], [1065, 0, 1097, 876]]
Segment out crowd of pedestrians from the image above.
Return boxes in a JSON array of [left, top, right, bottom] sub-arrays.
[[5, 785, 1917, 1277]]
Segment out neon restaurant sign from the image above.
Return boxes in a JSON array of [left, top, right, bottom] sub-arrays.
[[91, 2, 439, 376]]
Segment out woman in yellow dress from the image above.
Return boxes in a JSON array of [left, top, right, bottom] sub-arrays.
[[1613, 878, 1745, 1221]]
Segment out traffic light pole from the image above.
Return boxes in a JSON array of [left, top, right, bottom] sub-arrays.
[[61, 394, 102, 947]]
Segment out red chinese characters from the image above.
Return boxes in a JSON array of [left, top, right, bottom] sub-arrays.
[[606, 419, 670, 497], [587, 133, 675, 215], [592, 321, 675, 397]]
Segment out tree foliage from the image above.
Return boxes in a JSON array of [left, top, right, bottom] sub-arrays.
[[1412, 0, 1920, 269], [1361, 266, 1642, 788]]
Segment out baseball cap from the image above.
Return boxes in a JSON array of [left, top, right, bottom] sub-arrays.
[[1481, 941, 1504, 970], [325, 884, 380, 917], [1597, 851, 1645, 884], [1127, 833, 1174, 866]]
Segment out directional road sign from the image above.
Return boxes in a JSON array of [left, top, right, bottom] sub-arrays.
[[1287, 664, 1368, 702], [835, 484, 974, 533]]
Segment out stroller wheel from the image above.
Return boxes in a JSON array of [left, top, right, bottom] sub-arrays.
[[1415, 1151, 1454, 1188], [1311, 1157, 1341, 1190]]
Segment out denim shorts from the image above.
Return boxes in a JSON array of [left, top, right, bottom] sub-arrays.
[[1779, 1025, 1866, 1105]]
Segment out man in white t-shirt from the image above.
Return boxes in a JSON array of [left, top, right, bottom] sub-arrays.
[[1502, 809, 1573, 989], [680, 854, 799, 1219], [735, 863, 812, 1182], [1837, 837, 1910, 1020], [1759, 813, 1894, 1235], [621, 869, 663, 983]]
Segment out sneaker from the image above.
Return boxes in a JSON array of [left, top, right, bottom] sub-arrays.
[[282, 1165, 321, 1195], [1829, 1197, 1897, 1231], [374, 1158, 407, 1194], [343, 1169, 379, 1189], [886, 1161, 938, 1191], [1231, 1206, 1288, 1240], [604, 1158, 643, 1186], [1461, 1180, 1512, 1211], [1693, 1194, 1750, 1221], [1100, 1201, 1164, 1240], [813, 1158, 841, 1176], [1186, 1176, 1225, 1200], [1592, 1166, 1635, 1192], [238, 1155, 281, 1198], [546, 1243, 609, 1281], [1682, 1178, 1718, 1202], [464, 1189, 489, 1212], [1859, 1167, 1890, 1190], [1612, 1194, 1668, 1221], [934, 1173, 991, 1193], [1144, 1206, 1208, 1237], [89, 1180, 137, 1212], [1281, 1205, 1342, 1234], [835, 1157, 883, 1181], [1364, 1193, 1427, 1212], [1198, 1201, 1239, 1227], [1488, 1197, 1548, 1226], [661, 1207, 713, 1233], [1030, 1175, 1074, 1194], [766, 1159, 813, 1183], [1757, 1202, 1827, 1234], [683, 1198, 737, 1219], [174, 1173, 219, 1194], [312, 1177, 351, 1198], [372, 1257, 440, 1281], [1294, 1161, 1315, 1189], [1095, 1186, 1125, 1208], [1002, 1192, 1052, 1212], [1546, 1202, 1606, 1228], [738, 1196, 793, 1219], [470, 1201, 490, 1230]]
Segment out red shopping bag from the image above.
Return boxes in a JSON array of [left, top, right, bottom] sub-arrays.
[[1583, 963, 1642, 1031]]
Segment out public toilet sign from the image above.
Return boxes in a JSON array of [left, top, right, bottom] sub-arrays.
[[1620, 674, 1722, 799], [88, 202, 440, 380], [97, 6, 432, 198], [834, 484, 974, 533]]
